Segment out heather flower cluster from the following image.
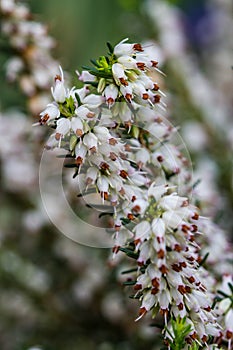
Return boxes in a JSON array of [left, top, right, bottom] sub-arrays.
[[36, 38, 230, 348], [1, 0, 232, 349]]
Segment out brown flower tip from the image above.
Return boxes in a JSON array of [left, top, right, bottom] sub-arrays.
[[153, 94, 161, 103], [142, 93, 149, 100], [134, 238, 141, 246], [133, 43, 144, 52], [172, 264, 182, 272], [100, 162, 110, 170], [109, 137, 118, 145], [137, 62, 146, 71], [226, 330, 233, 340], [159, 265, 168, 274], [187, 276, 195, 284], [119, 77, 128, 86], [157, 249, 165, 259], [151, 287, 159, 295], [159, 308, 168, 316], [110, 152, 117, 161], [174, 243, 182, 252], [151, 60, 158, 67], [107, 97, 114, 105], [191, 224, 198, 232], [139, 307, 147, 317], [127, 213, 134, 220], [192, 212, 199, 220], [125, 93, 132, 102], [87, 112, 95, 118], [120, 170, 128, 179], [185, 285, 192, 293], [201, 335, 208, 343], [134, 284, 142, 291], [101, 192, 109, 200], [178, 285, 186, 295], [112, 246, 119, 254], [55, 132, 61, 140], [152, 278, 160, 288], [55, 74, 62, 81], [190, 332, 197, 340], [76, 129, 83, 137], [157, 155, 164, 162], [40, 114, 49, 124], [132, 205, 141, 214], [178, 302, 184, 310]]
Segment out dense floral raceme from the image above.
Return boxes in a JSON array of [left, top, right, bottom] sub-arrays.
[[1, 0, 232, 348], [34, 38, 233, 348]]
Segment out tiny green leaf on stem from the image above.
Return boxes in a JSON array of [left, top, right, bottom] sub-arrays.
[[90, 59, 101, 68], [198, 252, 209, 267], [77, 188, 97, 197], [228, 282, 233, 294], [121, 268, 138, 275], [73, 169, 79, 179], [107, 42, 114, 54], [192, 178, 201, 190], [123, 280, 136, 286], [83, 81, 98, 87], [129, 294, 141, 299], [217, 290, 230, 298], [212, 296, 222, 309], [166, 317, 193, 350], [98, 212, 114, 218], [86, 203, 114, 211], [119, 247, 139, 259], [75, 92, 82, 106], [88, 70, 112, 79], [56, 154, 74, 158], [64, 163, 77, 168], [121, 217, 131, 225]]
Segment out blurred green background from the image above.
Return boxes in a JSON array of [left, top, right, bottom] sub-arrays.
[[31, 0, 144, 71]]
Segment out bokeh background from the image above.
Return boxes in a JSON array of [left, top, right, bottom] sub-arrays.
[[0, 0, 232, 349]]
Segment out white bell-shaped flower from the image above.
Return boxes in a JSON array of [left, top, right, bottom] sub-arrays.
[[40, 103, 60, 121], [56, 118, 70, 136], [97, 176, 109, 193], [75, 143, 87, 164], [51, 68, 67, 103], [112, 63, 127, 86], [93, 126, 111, 142], [71, 117, 84, 136], [148, 183, 168, 201], [85, 166, 98, 185], [134, 220, 151, 242], [83, 132, 98, 150], [162, 210, 183, 229], [103, 84, 119, 105], [82, 94, 104, 109], [78, 70, 96, 82], [151, 218, 166, 238], [160, 194, 187, 211], [141, 290, 156, 311], [75, 105, 95, 119], [114, 38, 143, 57], [118, 55, 137, 70]]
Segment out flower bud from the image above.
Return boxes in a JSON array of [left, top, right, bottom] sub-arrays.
[[51, 78, 67, 103]]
